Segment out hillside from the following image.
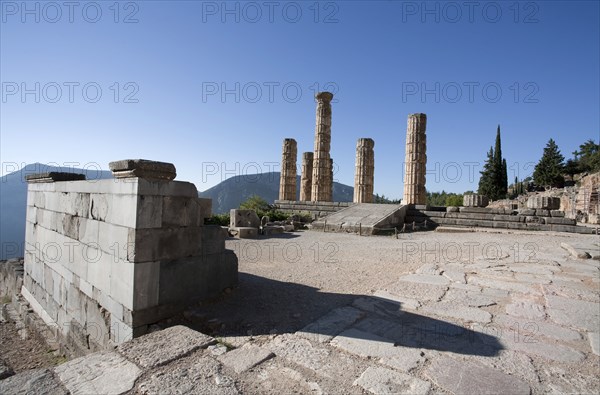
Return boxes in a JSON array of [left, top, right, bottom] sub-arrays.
[[199, 172, 354, 214], [0, 164, 113, 260]]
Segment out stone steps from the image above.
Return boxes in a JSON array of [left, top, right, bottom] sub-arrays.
[[311, 203, 407, 235], [405, 208, 596, 234]]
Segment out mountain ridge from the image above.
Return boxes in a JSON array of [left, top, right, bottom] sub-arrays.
[[199, 172, 354, 214]]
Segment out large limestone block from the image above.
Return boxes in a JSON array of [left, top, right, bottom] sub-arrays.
[[463, 194, 489, 207], [527, 196, 560, 210], [230, 209, 260, 228]]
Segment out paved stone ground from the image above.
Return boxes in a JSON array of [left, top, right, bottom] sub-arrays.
[[1, 229, 599, 394]]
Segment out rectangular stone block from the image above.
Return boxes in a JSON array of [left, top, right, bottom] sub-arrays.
[[492, 214, 523, 222], [550, 210, 565, 217], [110, 259, 135, 310], [200, 226, 226, 255], [458, 207, 493, 214], [197, 198, 212, 221], [544, 217, 576, 225], [129, 227, 202, 263], [137, 195, 162, 228], [161, 196, 199, 227], [137, 179, 198, 197], [86, 247, 112, 295], [133, 261, 160, 310]]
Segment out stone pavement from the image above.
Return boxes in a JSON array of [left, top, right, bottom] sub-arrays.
[[2, 247, 599, 394]]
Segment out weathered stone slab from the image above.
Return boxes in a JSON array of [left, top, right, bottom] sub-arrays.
[[218, 344, 274, 373], [527, 196, 560, 210], [117, 325, 216, 368], [494, 314, 581, 342], [505, 299, 546, 320], [384, 280, 447, 302], [499, 334, 584, 362], [296, 306, 365, 343], [330, 328, 398, 358], [468, 276, 538, 295], [373, 290, 421, 310], [230, 209, 260, 228], [25, 172, 86, 183], [425, 356, 530, 394], [463, 194, 489, 207], [55, 351, 141, 395], [137, 356, 239, 395], [379, 347, 426, 372], [354, 366, 431, 395], [352, 297, 404, 319], [550, 210, 565, 217], [266, 334, 330, 372], [421, 302, 492, 323], [229, 226, 258, 239], [545, 295, 599, 332], [588, 332, 600, 356], [561, 242, 591, 259], [545, 217, 576, 225], [0, 358, 14, 380], [442, 269, 466, 283], [442, 288, 496, 307], [398, 273, 450, 286], [109, 159, 176, 180], [0, 368, 68, 395]]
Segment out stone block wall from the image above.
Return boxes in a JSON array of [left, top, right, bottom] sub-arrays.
[[22, 170, 237, 355], [273, 200, 354, 219]]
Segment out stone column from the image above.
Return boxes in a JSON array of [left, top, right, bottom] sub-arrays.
[[403, 113, 427, 205], [354, 138, 375, 203], [328, 158, 334, 201], [311, 92, 334, 202], [279, 138, 297, 201], [300, 152, 313, 201]]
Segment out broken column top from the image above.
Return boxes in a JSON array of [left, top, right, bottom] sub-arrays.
[[316, 91, 334, 102], [109, 159, 176, 181], [25, 172, 86, 183], [357, 138, 375, 148], [409, 113, 427, 118]]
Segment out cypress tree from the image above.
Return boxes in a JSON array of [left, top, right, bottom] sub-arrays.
[[478, 125, 508, 201]]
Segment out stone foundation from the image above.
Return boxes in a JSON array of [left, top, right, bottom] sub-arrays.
[[20, 162, 238, 355], [273, 200, 353, 219]]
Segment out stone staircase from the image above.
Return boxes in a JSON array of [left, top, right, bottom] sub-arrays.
[[311, 203, 407, 235], [405, 205, 597, 234]]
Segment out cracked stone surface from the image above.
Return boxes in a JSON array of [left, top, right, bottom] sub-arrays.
[[54, 352, 141, 395], [117, 325, 216, 368]]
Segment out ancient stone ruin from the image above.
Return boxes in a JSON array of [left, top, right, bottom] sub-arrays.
[[20, 159, 238, 354], [403, 113, 427, 205], [353, 138, 375, 203], [278, 138, 297, 201], [311, 92, 334, 202], [299, 152, 313, 201]]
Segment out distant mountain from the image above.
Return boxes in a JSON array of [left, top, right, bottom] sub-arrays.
[[0, 163, 113, 260], [199, 172, 354, 214]]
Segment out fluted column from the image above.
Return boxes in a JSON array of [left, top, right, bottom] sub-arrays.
[[300, 152, 313, 201], [403, 113, 427, 205], [354, 138, 375, 203], [279, 138, 297, 201], [311, 92, 333, 202]]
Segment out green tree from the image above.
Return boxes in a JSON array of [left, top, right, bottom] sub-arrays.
[[239, 195, 271, 216], [478, 147, 497, 198], [478, 126, 508, 201], [533, 139, 565, 188], [575, 139, 600, 173]]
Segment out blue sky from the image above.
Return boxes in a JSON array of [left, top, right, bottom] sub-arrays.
[[1, 0, 599, 199]]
